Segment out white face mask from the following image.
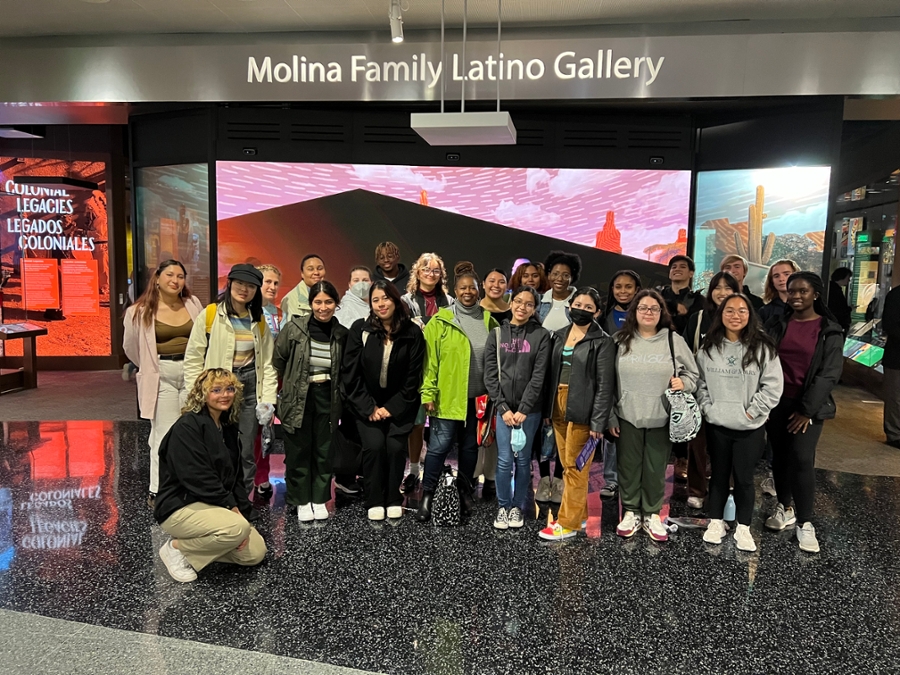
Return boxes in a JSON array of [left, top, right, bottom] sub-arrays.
[[350, 281, 371, 300]]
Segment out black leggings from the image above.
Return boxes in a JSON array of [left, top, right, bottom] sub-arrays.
[[706, 424, 766, 525], [766, 400, 823, 523]]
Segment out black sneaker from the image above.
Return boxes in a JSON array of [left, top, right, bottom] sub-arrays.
[[254, 483, 274, 503], [334, 480, 361, 495], [401, 473, 420, 495]]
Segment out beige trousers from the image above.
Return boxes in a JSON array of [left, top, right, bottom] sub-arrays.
[[161, 502, 266, 572]]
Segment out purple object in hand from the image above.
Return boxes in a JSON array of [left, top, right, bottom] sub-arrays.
[[575, 436, 599, 471]]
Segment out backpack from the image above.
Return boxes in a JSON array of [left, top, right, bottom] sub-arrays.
[[431, 465, 462, 527], [666, 330, 702, 443], [205, 303, 267, 339]]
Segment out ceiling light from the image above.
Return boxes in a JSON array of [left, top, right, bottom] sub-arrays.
[[390, 0, 403, 43], [79, 0, 111, 3], [13, 176, 100, 191]]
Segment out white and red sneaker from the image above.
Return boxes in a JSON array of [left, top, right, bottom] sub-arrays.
[[616, 511, 640, 538], [643, 514, 669, 542]]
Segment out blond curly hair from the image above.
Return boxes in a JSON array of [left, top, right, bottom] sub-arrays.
[[181, 368, 244, 425], [407, 252, 449, 296]]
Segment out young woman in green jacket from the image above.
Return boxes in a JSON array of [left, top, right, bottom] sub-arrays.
[[416, 264, 499, 522]]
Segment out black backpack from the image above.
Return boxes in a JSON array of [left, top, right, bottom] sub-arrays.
[[431, 465, 462, 527]]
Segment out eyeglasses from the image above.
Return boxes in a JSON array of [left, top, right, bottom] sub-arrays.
[[549, 272, 571, 281], [723, 308, 750, 317], [210, 386, 236, 395], [636, 305, 661, 315], [421, 268, 442, 277], [511, 299, 535, 310]]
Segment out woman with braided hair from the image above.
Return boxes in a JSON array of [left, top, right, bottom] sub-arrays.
[[763, 271, 844, 554]]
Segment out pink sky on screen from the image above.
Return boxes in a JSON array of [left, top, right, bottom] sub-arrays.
[[216, 162, 691, 257]]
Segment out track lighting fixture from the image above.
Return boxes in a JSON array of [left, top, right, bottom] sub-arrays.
[[390, 0, 404, 43]]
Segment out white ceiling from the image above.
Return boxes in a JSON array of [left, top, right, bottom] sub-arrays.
[[0, 0, 898, 37]]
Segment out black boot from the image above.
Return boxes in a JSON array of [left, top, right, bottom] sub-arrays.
[[416, 492, 434, 522], [461, 490, 475, 518], [481, 479, 496, 501]]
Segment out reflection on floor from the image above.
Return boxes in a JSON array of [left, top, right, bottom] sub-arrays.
[[0, 419, 899, 674]]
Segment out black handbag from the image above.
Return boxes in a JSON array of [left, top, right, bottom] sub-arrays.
[[329, 420, 362, 475], [432, 465, 462, 527]]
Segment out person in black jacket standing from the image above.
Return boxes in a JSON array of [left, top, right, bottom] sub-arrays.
[[883, 284, 900, 449], [764, 272, 844, 554], [154, 368, 267, 582], [483, 286, 551, 530], [539, 287, 617, 541], [341, 281, 426, 521], [828, 267, 853, 335]]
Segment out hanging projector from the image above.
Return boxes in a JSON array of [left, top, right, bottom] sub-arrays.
[[411, 0, 516, 147], [410, 111, 516, 146]]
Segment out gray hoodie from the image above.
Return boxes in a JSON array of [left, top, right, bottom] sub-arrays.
[[695, 340, 784, 431], [613, 328, 699, 429], [335, 290, 370, 329]]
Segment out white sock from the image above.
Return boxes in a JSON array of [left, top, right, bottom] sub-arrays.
[[409, 462, 421, 477]]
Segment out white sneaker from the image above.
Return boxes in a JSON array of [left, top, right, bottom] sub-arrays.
[[493, 508, 509, 530], [703, 518, 726, 544], [764, 503, 796, 531], [734, 524, 757, 551], [298, 503, 315, 522], [312, 503, 329, 520], [158, 541, 197, 583], [761, 475, 777, 497], [508, 507, 524, 528], [386, 505, 403, 519], [796, 522, 820, 553], [687, 496, 704, 509], [616, 511, 640, 538], [367, 506, 385, 521], [550, 477, 564, 504], [643, 514, 668, 542], [535, 476, 552, 502]]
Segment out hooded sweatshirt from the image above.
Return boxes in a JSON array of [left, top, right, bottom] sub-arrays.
[[483, 317, 551, 416], [335, 289, 370, 329], [695, 340, 784, 431], [373, 262, 410, 293], [613, 328, 699, 429]]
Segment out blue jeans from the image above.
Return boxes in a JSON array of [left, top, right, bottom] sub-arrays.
[[602, 438, 618, 488], [495, 412, 541, 511], [422, 398, 480, 494]]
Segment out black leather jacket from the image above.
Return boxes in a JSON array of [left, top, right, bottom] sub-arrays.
[[542, 321, 617, 432], [765, 314, 844, 420]]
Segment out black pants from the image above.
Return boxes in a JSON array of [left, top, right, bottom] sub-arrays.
[[766, 400, 823, 523], [706, 424, 766, 526], [356, 418, 409, 509]]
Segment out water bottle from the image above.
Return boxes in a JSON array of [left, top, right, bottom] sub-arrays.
[[723, 492, 736, 521]]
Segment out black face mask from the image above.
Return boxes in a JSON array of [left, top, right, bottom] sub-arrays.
[[569, 308, 594, 326]]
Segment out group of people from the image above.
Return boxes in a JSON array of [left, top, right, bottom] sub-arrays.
[[124, 242, 842, 583]]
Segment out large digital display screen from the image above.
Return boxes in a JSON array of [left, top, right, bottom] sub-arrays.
[[693, 166, 831, 294], [216, 162, 691, 293], [0, 157, 110, 357]]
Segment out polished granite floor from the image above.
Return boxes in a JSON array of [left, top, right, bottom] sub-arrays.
[[0, 419, 899, 674]]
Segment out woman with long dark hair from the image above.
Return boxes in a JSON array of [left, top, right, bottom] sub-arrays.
[[341, 280, 426, 520], [697, 294, 783, 551], [124, 260, 203, 507], [763, 272, 843, 553], [416, 264, 498, 522], [609, 289, 698, 542], [681, 270, 741, 509], [274, 280, 349, 523], [539, 287, 616, 541], [184, 264, 278, 495], [509, 260, 549, 294], [481, 267, 512, 323]]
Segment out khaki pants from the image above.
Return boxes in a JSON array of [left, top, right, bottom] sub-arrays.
[[161, 502, 267, 572], [552, 385, 593, 531]]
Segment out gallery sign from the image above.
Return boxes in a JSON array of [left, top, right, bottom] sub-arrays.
[[0, 31, 899, 102]]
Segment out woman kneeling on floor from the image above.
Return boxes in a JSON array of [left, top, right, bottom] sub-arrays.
[[155, 368, 267, 582], [695, 294, 783, 552]]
